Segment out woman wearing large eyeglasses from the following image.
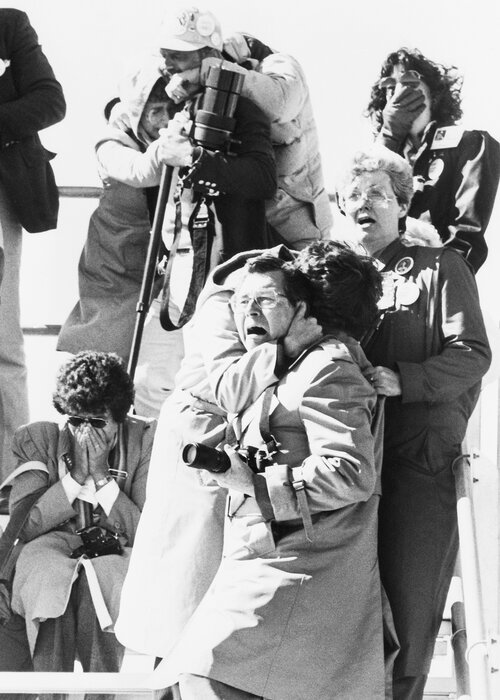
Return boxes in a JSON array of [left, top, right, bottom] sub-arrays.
[[0, 351, 156, 678], [340, 146, 491, 700]]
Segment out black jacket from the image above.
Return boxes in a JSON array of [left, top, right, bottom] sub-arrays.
[[408, 124, 500, 272], [0, 9, 66, 232]]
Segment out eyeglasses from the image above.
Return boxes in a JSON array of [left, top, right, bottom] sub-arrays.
[[230, 289, 288, 313], [343, 188, 394, 208], [67, 416, 108, 429], [379, 70, 423, 91]]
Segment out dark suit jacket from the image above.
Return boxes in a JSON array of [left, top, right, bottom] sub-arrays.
[[0, 9, 66, 232]]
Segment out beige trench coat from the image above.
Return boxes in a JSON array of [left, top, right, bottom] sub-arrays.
[[152, 337, 386, 699]]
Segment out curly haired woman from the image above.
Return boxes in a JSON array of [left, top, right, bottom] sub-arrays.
[[366, 47, 500, 272], [0, 351, 155, 681]]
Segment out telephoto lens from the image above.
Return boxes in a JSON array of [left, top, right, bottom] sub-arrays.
[[182, 442, 231, 473], [193, 64, 245, 150]]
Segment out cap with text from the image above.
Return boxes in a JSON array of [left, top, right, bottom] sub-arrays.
[[159, 7, 222, 52]]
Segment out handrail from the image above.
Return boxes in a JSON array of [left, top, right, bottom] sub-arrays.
[[451, 599, 471, 699], [453, 453, 493, 699], [0, 671, 156, 695], [58, 185, 103, 198], [56, 186, 338, 202]]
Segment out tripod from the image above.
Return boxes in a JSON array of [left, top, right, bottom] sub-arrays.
[[127, 163, 174, 382]]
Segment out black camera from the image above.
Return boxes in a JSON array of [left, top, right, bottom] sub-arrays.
[[182, 442, 231, 473], [193, 64, 245, 151], [182, 442, 274, 474], [71, 525, 123, 559]]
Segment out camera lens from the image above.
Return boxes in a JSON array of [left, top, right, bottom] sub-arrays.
[[182, 442, 231, 473], [183, 443, 199, 465]]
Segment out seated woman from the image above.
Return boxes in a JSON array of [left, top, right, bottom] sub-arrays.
[[0, 351, 155, 676], [153, 247, 387, 699]]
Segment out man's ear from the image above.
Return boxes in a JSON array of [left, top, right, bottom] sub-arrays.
[[294, 300, 309, 319]]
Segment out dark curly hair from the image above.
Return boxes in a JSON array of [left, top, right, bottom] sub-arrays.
[[294, 241, 383, 340], [52, 351, 134, 423], [366, 47, 463, 132]]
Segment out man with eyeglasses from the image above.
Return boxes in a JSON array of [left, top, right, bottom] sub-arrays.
[[116, 245, 323, 667], [123, 248, 387, 699], [340, 145, 491, 700], [366, 47, 500, 272]]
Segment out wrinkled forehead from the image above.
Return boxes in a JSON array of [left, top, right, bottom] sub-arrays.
[[348, 170, 393, 192], [236, 270, 286, 296]]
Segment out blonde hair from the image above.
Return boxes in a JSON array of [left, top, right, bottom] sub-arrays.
[[345, 145, 414, 206]]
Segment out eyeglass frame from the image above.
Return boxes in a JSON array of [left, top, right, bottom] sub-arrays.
[[230, 289, 289, 313], [67, 416, 108, 429], [342, 187, 395, 209]]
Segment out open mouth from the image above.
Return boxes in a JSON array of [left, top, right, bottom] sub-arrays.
[[357, 214, 376, 226], [246, 326, 266, 336]]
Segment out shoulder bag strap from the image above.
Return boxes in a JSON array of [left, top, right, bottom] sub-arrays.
[[159, 190, 215, 331]]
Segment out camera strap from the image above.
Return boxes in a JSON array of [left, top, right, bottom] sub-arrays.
[[257, 384, 314, 542], [257, 384, 280, 461], [159, 188, 215, 331]]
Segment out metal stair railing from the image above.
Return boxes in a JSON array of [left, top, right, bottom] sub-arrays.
[[451, 435, 499, 698], [0, 670, 160, 696]]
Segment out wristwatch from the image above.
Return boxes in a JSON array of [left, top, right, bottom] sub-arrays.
[[95, 476, 113, 489]]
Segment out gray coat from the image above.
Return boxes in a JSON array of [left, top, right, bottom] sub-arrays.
[[8, 416, 155, 652]]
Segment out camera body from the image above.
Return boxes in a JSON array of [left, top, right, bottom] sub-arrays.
[[182, 442, 274, 474], [71, 525, 123, 559]]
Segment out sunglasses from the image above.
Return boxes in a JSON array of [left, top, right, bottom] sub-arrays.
[[67, 416, 108, 429]]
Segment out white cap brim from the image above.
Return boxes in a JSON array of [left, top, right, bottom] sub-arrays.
[[159, 36, 208, 51]]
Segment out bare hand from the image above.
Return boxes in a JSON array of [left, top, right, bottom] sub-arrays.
[[200, 57, 246, 85], [365, 366, 402, 396], [210, 446, 255, 496], [157, 125, 193, 167], [84, 427, 111, 481], [165, 69, 200, 103], [72, 425, 91, 484], [283, 302, 323, 359]]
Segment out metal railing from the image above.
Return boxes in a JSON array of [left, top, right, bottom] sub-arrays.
[[453, 453, 491, 699]]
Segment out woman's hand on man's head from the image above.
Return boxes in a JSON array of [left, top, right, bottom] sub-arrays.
[[283, 303, 322, 360]]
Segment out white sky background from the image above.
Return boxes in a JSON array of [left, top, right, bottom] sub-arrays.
[[8, 0, 500, 326]]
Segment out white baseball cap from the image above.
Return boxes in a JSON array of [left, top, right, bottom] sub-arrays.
[[158, 6, 222, 52]]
